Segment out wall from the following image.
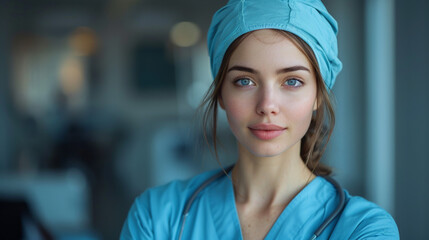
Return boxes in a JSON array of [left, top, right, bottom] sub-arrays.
[[395, 0, 429, 239]]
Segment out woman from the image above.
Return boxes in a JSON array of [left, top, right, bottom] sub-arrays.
[[121, 0, 399, 239]]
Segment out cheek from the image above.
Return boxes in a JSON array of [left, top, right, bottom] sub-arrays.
[[223, 97, 248, 126], [284, 95, 316, 130], [287, 100, 314, 119], [221, 89, 252, 135]]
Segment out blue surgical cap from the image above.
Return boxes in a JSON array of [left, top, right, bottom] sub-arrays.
[[207, 0, 342, 89]]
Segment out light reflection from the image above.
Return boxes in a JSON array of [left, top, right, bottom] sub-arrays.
[[59, 56, 84, 97]]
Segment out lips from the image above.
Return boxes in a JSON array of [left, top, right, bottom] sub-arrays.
[[248, 123, 286, 140]]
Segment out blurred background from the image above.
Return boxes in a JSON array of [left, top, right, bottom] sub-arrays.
[[0, 0, 427, 239]]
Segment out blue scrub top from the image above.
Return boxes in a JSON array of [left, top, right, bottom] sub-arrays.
[[120, 168, 399, 239]]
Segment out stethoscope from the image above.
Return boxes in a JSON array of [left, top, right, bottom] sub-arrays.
[[178, 165, 346, 240]]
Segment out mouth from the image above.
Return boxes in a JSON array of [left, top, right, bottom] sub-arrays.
[[248, 123, 286, 140]]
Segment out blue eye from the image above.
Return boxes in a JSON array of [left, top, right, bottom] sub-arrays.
[[285, 79, 303, 87], [235, 78, 254, 86]]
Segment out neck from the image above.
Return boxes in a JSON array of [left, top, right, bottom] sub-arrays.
[[231, 142, 315, 209]]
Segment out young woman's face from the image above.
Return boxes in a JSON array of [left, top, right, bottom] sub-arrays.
[[220, 29, 318, 158]]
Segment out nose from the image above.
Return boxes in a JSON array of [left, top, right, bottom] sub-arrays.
[[255, 87, 280, 116]]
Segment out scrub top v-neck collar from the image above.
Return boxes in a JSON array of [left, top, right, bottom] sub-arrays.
[[206, 173, 325, 240]]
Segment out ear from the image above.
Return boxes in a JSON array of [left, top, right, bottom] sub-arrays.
[[313, 98, 319, 111], [218, 95, 225, 110]]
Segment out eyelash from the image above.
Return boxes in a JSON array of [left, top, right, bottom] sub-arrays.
[[284, 78, 304, 87], [233, 77, 304, 88], [234, 78, 255, 87]]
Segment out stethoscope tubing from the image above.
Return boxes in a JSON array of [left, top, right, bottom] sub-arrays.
[[310, 175, 346, 240], [178, 165, 234, 239], [178, 165, 345, 240]]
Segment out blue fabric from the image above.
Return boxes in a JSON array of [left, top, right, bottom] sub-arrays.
[[207, 0, 342, 89], [120, 168, 399, 239]]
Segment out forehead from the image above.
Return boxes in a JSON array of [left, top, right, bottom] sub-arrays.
[[228, 29, 312, 70]]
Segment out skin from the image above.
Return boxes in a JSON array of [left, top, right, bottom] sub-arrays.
[[219, 29, 318, 240]]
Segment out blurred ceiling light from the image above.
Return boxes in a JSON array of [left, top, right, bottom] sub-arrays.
[[69, 27, 98, 56], [170, 22, 201, 47]]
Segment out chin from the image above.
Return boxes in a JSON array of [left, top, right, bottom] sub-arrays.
[[247, 146, 287, 158], [241, 139, 301, 159]]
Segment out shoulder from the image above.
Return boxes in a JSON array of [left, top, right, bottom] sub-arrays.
[[120, 168, 222, 239], [139, 167, 223, 210], [333, 191, 399, 239]]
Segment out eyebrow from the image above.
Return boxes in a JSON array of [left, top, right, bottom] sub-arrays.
[[227, 65, 311, 74]]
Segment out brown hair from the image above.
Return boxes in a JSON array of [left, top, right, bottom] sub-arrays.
[[200, 29, 335, 176]]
